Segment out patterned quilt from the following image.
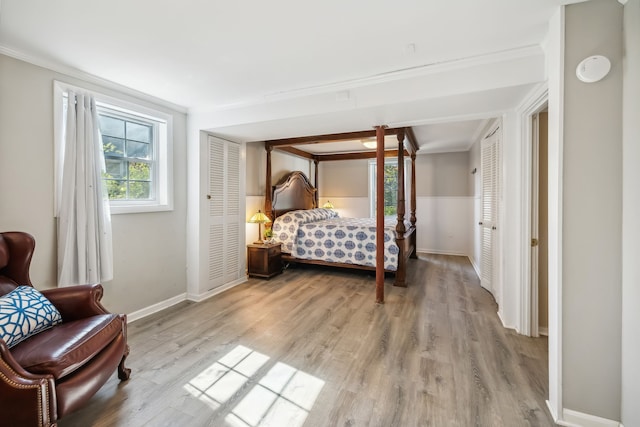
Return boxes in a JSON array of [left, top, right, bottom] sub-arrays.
[[271, 208, 402, 271]]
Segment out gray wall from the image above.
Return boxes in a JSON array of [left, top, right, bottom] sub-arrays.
[[319, 159, 369, 197], [0, 54, 188, 315], [563, 1, 622, 419], [317, 152, 470, 198], [622, 0, 640, 425], [416, 151, 470, 197], [245, 142, 312, 196]]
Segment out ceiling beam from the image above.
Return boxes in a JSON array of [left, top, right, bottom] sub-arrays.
[[265, 127, 403, 148], [276, 146, 316, 160], [404, 127, 420, 154], [317, 150, 408, 162]]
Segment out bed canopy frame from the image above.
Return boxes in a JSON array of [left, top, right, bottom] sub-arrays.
[[264, 127, 419, 303]]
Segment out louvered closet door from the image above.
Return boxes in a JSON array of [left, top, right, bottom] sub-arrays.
[[480, 130, 499, 296], [208, 135, 242, 289]]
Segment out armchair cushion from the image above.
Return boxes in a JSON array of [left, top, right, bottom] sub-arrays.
[[10, 313, 122, 379], [0, 286, 62, 347]]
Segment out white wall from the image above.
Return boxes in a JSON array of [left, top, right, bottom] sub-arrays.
[[416, 197, 471, 256], [500, 111, 520, 328], [562, 0, 623, 421], [622, 0, 640, 425], [0, 54, 188, 315]]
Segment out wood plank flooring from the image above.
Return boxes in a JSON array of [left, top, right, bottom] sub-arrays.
[[60, 254, 554, 427]]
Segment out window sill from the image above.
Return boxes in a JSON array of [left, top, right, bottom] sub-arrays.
[[110, 203, 173, 215]]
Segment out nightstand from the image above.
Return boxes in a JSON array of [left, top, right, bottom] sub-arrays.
[[247, 242, 282, 279]]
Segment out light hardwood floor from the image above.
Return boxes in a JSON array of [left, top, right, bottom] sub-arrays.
[[60, 254, 554, 427]]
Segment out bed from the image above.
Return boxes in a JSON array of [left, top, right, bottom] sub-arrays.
[[263, 127, 418, 295], [273, 208, 406, 271]]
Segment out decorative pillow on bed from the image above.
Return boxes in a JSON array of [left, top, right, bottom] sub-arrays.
[[307, 208, 338, 221], [0, 286, 62, 348]]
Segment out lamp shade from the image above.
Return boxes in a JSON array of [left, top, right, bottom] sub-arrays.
[[249, 210, 269, 223], [322, 201, 334, 209]]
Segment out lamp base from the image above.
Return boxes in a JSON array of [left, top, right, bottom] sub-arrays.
[[253, 239, 265, 245]]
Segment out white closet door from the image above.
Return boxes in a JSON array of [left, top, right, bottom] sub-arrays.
[[208, 135, 242, 289], [224, 142, 241, 283], [480, 130, 500, 296]]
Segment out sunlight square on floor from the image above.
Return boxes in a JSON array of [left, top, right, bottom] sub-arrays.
[[183, 345, 325, 426]]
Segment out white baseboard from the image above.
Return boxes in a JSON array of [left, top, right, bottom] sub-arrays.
[[187, 276, 248, 303], [557, 408, 622, 427], [546, 400, 560, 424], [127, 277, 248, 323], [496, 309, 520, 333], [539, 326, 549, 336], [128, 293, 187, 323], [469, 256, 481, 279], [416, 248, 467, 257]]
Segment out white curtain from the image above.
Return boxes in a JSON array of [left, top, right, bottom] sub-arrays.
[[57, 91, 113, 286]]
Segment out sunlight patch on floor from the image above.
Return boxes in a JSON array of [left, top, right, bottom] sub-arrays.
[[184, 345, 324, 426]]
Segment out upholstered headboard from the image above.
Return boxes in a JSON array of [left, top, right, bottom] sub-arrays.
[[271, 171, 317, 218]]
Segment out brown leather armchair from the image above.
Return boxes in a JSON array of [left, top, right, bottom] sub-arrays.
[[0, 231, 130, 426]]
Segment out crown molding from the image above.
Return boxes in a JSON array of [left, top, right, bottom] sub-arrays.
[[469, 118, 493, 147], [263, 45, 542, 102], [195, 45, 543, 114], [0, 45, 188, 114]]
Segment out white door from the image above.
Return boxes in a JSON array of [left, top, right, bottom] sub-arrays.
[[480, 129, 500, 296], [207, 135, 243, 290]]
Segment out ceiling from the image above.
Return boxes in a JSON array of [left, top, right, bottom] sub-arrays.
[[0, 0, 585, 152]]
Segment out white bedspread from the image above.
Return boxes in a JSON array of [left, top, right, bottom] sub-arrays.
[[272, 209, 405, 271]]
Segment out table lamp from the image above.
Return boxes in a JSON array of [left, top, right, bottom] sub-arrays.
[[249, 210, 269, 244]]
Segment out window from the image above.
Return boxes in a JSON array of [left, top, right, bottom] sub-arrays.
[[99, 108, 155, 201], [368, 159, 408, 218], [54, 81, 173, 214]]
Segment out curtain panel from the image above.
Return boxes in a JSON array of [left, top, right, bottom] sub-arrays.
[[57, 91, 113, 286]]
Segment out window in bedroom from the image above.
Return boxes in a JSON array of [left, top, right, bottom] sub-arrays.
[[368, 159, 408, 218], [99, 108, 156, 202], [54, 81, 173, 214]]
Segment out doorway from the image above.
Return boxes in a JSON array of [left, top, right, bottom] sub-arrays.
[[531, 111, 549, 337]]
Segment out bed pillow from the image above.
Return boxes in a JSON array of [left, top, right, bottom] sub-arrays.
[[0, 286, 63, 348], [309, 208, 338, 220]]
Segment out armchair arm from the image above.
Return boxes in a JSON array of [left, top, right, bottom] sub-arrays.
[[1, 232, 35, 286], [0, 340, 56, 427], [42, 284, 109, 322]]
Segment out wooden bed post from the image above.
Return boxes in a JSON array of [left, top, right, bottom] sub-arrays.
[[314, 159, 319, 208], [395, 130, 407, 287], [375, 125, 386, 304], [265, 145, 273, 221], [410, 153, 416, 226], [410, 152, 418, 258]]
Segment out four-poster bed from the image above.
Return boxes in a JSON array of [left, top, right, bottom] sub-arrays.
[[262, 127, 419, 300]]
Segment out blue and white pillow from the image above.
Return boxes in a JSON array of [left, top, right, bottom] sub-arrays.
[[0, 286, 62, 348]]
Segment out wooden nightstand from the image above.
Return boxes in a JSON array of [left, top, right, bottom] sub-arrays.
[[247, 242, 282, 279]]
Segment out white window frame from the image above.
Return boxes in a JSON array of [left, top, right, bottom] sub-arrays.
[[368, 158, 409, 218], [54, 81, 173, 214]]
